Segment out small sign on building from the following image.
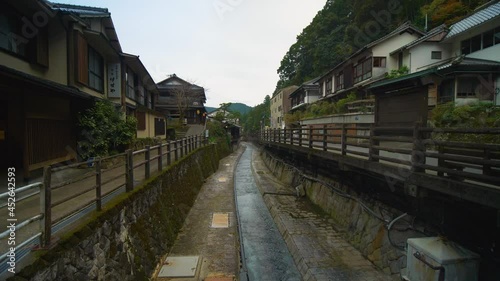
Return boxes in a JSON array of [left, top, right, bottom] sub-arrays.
[[108, 63, 121, 98]]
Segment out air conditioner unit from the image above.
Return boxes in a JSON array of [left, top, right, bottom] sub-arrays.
[[401, 237, 480, 281]]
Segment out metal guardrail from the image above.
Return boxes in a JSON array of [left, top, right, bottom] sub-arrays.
[[0, 135, 208, 275]]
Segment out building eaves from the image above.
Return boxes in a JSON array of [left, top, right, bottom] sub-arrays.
[[121, 53, 159, 93], [48, 1, 110, 17], [444, 1, 500, 40], [390, 24, 448, 55], [369, 56, 500, 90]]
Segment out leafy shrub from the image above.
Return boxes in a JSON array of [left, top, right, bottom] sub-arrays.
[[78, 100, 138, 159], [430, 101, 500, 144], [387, 66, 409, 79]]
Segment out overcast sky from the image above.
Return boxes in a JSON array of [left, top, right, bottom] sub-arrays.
[[54, 0, 326, 107]]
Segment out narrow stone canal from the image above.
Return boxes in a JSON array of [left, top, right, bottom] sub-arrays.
[[235, 145, 301, 281]]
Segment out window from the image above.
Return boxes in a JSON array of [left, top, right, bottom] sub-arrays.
[[470, 34, 481, 53], [0, 8, 48, 65], [483, 29, 494, 49], [373, 57, 386, 67], [430, 51, 442, 60], [126, 69, 136, 100], [336, 72, 344, 91], [354, 57, 372, 83], [326, 78, 332, 95], [155, 118, 166, 136], [438, 79, 455, 104], [456, 75, 492, 100], [0, 11, 26, 57], [461, 28, 500, 55], [398, 52, 403, 69], [88, 47, 104, 92], [461, 39, 471, 55]]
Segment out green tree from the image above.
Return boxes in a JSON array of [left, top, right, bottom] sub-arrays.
[[241, 95, 271, 135], [78, 100, 137, 159]]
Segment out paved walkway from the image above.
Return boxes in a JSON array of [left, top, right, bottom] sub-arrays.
[[250, 143, 394, 281], [153, 146, 243, 281]]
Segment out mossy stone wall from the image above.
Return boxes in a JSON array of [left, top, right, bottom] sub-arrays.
[[8, 142, 230, 281], [260, 150, 417, 278]]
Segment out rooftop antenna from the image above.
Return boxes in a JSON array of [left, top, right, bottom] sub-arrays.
[[425, 14, 428, 32]]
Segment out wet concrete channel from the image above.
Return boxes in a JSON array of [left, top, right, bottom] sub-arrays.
[[235, 145, 301, 281]]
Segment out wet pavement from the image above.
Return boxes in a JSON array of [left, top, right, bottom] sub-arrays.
[[235, 145, 302, 281], [153, 146, 242, 281]]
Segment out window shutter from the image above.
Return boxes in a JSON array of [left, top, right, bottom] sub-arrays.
[[75, 31, 88, 85], [137, 112, 146, 130], [36, 28, 49, 67]]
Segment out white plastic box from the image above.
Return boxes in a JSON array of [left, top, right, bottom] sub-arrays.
[[402, 237, 480, 281]]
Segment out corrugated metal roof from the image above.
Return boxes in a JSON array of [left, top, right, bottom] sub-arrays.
[[445, 2, 500, 39]]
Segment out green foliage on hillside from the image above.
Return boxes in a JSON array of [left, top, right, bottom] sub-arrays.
[[206, 103, 252, 115], [241, 95, 271, 135], [275, 0, 488, 93]]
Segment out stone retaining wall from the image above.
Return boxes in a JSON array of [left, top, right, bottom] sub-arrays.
[[259, 150, 424, 279], [9, 142, 230, 281]]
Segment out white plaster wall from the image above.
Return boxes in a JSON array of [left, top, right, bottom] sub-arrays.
[[409, 42, 452, 73]]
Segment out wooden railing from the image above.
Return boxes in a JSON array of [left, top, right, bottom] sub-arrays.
[[0, 134, 208, 261], [260, 124, 500, 187]]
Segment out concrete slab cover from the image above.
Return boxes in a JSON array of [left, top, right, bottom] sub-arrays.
[[211, 213, 229, 228], [158, 256, 200, 278]]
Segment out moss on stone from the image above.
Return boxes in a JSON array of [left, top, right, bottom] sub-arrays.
[[9, 144, 232, 281]]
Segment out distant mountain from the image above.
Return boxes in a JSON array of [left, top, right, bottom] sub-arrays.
[[206, 106, 217, 113], [206, 103, 252, 115]]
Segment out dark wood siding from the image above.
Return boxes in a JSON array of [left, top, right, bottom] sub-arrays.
[[75, 31, 88, 85], [376, 88, 427, 127]]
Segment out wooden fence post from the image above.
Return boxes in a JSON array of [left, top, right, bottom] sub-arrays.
[[175, 140, 179, 160], [278, 128, 282, 143], [341, 124, 347, 156], [145, 145, 151, 179], [283, 128, 287, 144], [290, 129, 294, 145], [368, 125, 379, 162], [309, 126, 313, 148], [41, 166, 52, 247], [158, 143, 163, 171], [411, 122, 425, 173], [95, 158, 102, 212], [167, 141, 172, 166], [323, 124, 328, 151], [125, 149, 134, 191], [484, 148, 492, 176], [298, 128, 302, 147]]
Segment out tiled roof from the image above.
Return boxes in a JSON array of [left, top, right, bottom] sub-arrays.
[[437, 56, 500, 70], [48, 1, 110, 17], [445, 1, 500, 40]]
